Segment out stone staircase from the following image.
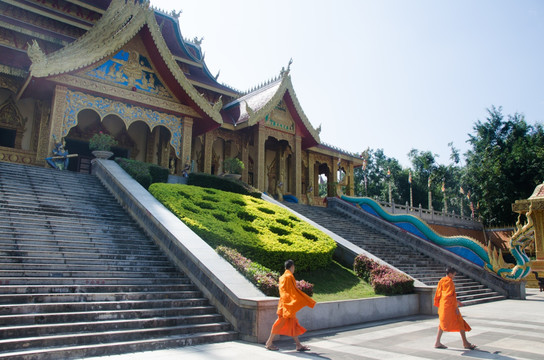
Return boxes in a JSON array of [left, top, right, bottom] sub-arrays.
[[283, 202, 505, 305], [0, 161, 236, 360]]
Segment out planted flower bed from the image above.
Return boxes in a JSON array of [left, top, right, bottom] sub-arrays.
[[354, 254, 414, 295]]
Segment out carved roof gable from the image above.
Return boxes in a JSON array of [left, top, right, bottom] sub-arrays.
[[80, 38, 174, 101], [25, 0, 221, 125], [222, 74, 320, 148]]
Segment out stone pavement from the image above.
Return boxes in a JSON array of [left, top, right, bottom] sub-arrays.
[[86, 289, 544, 360]]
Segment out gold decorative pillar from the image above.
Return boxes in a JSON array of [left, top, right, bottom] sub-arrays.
[[35, 100, 52, 166], [241, 136, 249, 183], [294, 135, 302, 200], [181, 117, 193, 169], [203, 131, 214, 174], [347, 162, 355, 196], [255, 125, 266, 191], [146, 129, 158, 163], [40, 85, 67, 166]]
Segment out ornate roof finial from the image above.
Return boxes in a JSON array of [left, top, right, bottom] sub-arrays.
[[170, 9, 182, 18], [193, 36, 204, 46], [27, 40, 46, 64], [215, 70, 220, 80], [280, 58, 293, 78], [213, 96, 223, 112], [245, 101, 255, 118], [316, 124, 322, 134]]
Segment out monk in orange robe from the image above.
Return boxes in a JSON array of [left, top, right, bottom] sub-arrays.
[[434, 267, 476, 350], [265, 259, 316, 352]]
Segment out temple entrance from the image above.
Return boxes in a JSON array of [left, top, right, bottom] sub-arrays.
[[265, 137, 292, 198], [64, 108, 175, 173]]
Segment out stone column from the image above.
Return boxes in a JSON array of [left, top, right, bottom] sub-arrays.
[[181, 117, 193, 170], [203, 131, 214, 174], [294, 135, 302, 200], [255, 125, 266, 191]]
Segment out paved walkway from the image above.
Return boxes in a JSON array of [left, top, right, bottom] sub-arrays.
[[87, 289, 544, 360]]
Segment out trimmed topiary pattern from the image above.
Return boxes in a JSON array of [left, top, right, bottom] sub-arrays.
[[149, 183, 337, 272]]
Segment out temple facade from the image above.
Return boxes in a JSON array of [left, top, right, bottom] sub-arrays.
[[0, 0, 363, 202]]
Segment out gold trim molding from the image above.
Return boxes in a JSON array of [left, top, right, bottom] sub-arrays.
[[52, 74, 200, 118], [62, 89, 183, 158]]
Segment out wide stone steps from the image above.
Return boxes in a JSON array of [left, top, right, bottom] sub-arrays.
[[283, 202, 505, 305], [0, 323, 233, 353], [0, 313, 226, 338], [0, 331, 237, 360], [0, 161, 236, 359]]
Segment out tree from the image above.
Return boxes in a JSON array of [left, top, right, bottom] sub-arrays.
[[464, 106, 544, 226], [354, 149, 405, 202]]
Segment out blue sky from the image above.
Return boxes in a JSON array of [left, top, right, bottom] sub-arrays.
[[151, 0, 544, 167]]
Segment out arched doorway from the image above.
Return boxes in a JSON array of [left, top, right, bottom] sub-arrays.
[[264, 137, 292, 198]]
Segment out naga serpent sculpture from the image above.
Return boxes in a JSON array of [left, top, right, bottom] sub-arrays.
[[487, 205, 534, 280], [341, 195, 534, 281]]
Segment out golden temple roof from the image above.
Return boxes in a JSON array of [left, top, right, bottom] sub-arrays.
[[223, 72, 320, 148], [25, 0, 222, 124]]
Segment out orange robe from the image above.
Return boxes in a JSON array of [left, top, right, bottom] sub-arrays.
[[434, 276, 471, 332], [271, 269, 316, 337]]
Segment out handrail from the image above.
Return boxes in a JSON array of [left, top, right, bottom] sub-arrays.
[[373, 199, 483, 230]]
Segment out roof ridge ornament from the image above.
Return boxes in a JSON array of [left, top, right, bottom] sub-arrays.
[[213, 96, 223, 112], [27, 40, 46, 65], [245, 101, 255, 118], [280, 58, 293, 77]]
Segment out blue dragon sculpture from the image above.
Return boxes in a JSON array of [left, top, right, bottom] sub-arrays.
[[341, 195, 534, 281]]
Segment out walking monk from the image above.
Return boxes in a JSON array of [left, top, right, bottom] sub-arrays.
[[265, 259, 316, 351], [434, 267, 476, 350]]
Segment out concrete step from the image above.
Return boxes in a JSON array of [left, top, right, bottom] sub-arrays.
[[0, 331, 238, 360], [0, 304, 217, 326], [0, 322, 234, 352], [0, 314, 226, 338], [0, 283, 195, 294]]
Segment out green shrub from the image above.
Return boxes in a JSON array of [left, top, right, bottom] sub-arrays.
[[187, 172, 261, 198], [149, 164, 169, 183], [149, 183, 337, 272], [353, 254, 414, 295], [216, 246, 314, 297], [116, 158, 168, 189]]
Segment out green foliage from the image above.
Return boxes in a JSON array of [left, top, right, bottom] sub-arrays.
[[216, 246, 280, 296], [223, 157, 245, 174], [187, 172, 261, 198], [464, 106, 544, 225], [89, 132, 118, 151], [115, 158, 168, 189], [149, 183, 337, 272], [353, 255, 414, 295]]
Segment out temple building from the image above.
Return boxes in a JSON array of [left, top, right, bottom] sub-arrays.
[[0, 0, 363, 202]]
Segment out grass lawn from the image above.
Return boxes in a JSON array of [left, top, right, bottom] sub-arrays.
[[296, 260, 378, 302]]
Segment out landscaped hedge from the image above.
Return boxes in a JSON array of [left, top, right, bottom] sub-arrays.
[[217, 246, 314, 297], [187, 172, 261, 198], [116, 158, 169, 189], [353, 254, 414, 295], [149, 183, 337, 272]]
